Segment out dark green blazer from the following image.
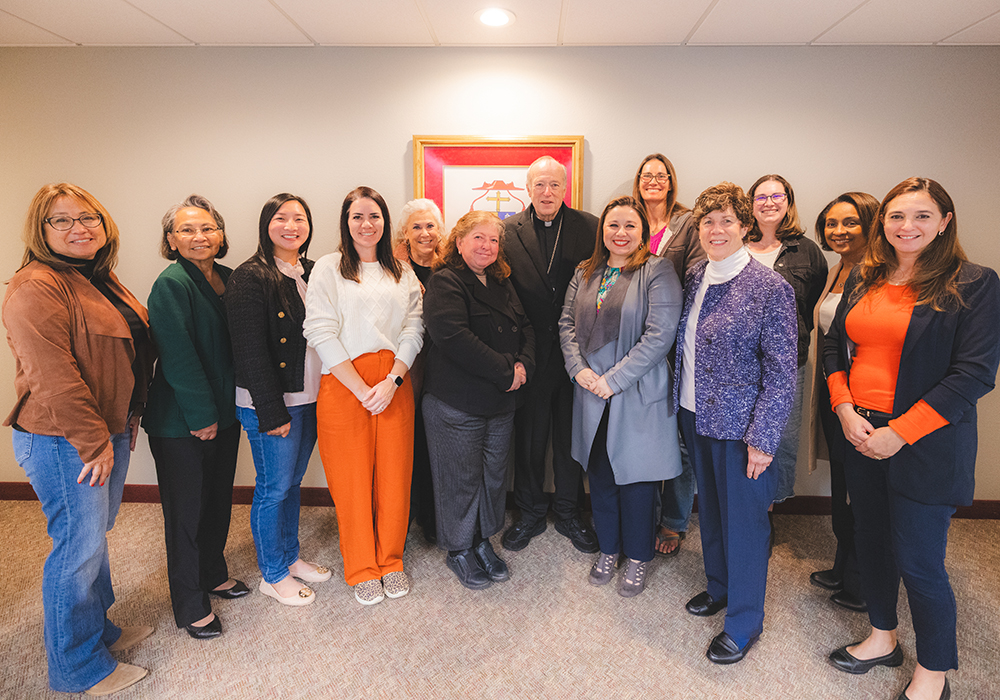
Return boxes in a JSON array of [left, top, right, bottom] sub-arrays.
[[143, 257, 236, 438]]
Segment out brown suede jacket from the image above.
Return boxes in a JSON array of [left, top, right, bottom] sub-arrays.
[[3, 261, 152, 463]]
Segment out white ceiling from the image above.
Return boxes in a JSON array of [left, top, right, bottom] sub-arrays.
[[1, 0, 998, 47]]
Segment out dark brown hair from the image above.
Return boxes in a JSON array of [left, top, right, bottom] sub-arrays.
[[854, 177, 967, 312], [631, 153, 690, 225], [814, 191, 879, 252], [579, 196, 651, 281], [338, 186, 402, 283]]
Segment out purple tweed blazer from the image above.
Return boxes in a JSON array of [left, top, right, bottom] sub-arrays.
[[672, 257, 797, 456]]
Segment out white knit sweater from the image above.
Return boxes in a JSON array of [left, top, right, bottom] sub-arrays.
[[303, 252, 424, 373]]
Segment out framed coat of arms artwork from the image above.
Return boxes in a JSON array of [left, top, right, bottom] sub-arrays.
[[412, 135, 584, 230]]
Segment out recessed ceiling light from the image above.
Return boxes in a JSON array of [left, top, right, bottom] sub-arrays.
[[478, 8, 515, 27]]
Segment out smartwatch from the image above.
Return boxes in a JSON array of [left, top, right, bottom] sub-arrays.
[[387, 373, 403, 387]]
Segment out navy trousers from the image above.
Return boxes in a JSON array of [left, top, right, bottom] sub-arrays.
[[844, 427, 958, 671], [679, 409, 776, 647]]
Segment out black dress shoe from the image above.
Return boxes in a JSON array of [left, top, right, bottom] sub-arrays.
[[686, 591, 727, 617], [445, 550, 492, 590], [185, 615, 222, 639], [208, 579, 249, 599], [810, 569, 844, 591], [898, 678, 950, 700], [830, 590, 867, 612], [554, 516, 600, 553], [501, 518, 546, 552], [829, 642, 903, 674], [706, 631, 758, 664], [474, 540, 510, 582]]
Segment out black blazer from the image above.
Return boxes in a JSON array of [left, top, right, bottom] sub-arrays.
[[423, 267, 535, 416], [823, 263, 1000, 505], [504, 204, 598, 371], [225, 257, 315, 432]]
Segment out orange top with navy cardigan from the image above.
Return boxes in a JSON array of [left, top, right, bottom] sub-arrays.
[[826, 283, 948, 445]]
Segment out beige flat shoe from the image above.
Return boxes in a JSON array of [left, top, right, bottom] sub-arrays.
[[85, 662, 147, 696], [259, 578, 315, 606], [289, 560, 332, 583], [108, 625, 154, 653]]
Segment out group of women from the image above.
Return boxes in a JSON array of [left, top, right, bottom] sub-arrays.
[[6, 161, 998, 699]]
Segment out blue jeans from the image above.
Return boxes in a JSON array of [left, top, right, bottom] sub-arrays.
[[771, 364, 805, 503], [658, 430, 696, 533], [237, 404, 317, 584], [14, 429, 131, 692]]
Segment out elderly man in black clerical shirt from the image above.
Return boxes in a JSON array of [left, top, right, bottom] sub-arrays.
[[501, 156, 600, 554]]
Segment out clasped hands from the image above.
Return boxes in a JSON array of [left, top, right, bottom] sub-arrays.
[[357, 377, 399, 415], [833, 403, 905, 461], [575, 368, 614, 400]]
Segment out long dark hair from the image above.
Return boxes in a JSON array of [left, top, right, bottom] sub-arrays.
[[855, 177, 968, 312], [248, 193, 313, 312], [578, 196, 651, 281], [747, 174, 803, 242], [631, 153, 689, 224], [813, 191, 879, 252], [338, 186, 402, 283]]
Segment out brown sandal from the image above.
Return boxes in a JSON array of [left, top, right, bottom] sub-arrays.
[[654, 528, 685, 558]]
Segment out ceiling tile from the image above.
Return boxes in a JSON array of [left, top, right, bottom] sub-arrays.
[[126, 0, 312, 45], [0, 0, 189, 45], [816, 0, 1000, 44], [942, 10, 1000, 44], [689, 0, 865, 45], [0, 9, 73, 45], [423, 0, 562, 46], [561, 0, 713, 45], [275, 0, 434, 45]]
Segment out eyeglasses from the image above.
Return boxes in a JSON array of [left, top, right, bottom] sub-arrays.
[[173, 226, 221, 237], [640, 173, 670, 184], [754, 193, 788, 205], [44, 213, 103, 231]]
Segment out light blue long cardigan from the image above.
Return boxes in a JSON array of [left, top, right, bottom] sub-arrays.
[[558, 256, 683, 485]]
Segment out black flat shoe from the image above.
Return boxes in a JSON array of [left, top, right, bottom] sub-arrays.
[[686, 591, 727, 617], [445, 550, 492, 590], [554, 516, 600, 554], [810, 569, 843, 591], [474, 540, 510, 582], [706, 631, 758, 664], [185, 615, 222, 640], [209, 579, 249, 599], [898, 678, 950, 700], [830, 590, 867, 612], [501, 518, 546, 552], [829, 642, 903, 674]]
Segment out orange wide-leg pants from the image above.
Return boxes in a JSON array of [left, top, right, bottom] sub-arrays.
[[317, 350, 414, 586]]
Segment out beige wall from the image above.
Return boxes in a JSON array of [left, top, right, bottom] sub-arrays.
[[1, 45, 999, 498]]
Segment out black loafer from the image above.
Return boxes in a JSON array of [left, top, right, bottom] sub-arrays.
[[445, 550, 492, 590], [185, 615, 222, 640], [830, 590, 868, 612], [810, 569, 843, 591], [501, 518, 547, 551], [686, 591, 727, 617], [898, 677, 949, 700], [554, 516, 600, 553], [209, 579, 249, 599], [829, 642, 903, 674], [474, 540, 510, 582], [706, 631, 758, 664]]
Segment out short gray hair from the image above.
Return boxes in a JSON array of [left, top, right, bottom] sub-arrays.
[[159, 193, 229, 260]]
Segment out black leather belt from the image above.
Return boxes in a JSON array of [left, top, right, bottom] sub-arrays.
[[854, 406, 893, 421]]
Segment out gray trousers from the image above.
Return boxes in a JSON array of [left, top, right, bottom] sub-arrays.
[[423, 393, 513, 551]]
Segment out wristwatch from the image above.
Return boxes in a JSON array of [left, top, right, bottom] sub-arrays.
[[387, 373, 403, 387]]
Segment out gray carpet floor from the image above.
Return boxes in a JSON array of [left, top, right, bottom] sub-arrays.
[[0, 501, 997, 699]]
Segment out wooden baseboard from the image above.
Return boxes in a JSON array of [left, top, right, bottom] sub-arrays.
[[2, 482, 997, 519]]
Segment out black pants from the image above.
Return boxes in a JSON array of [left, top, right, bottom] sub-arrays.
[[409, 392, 436, 536], [150, 423, 240, 627], [817, 379, 862, 597], [512, 346, 584, 522]]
